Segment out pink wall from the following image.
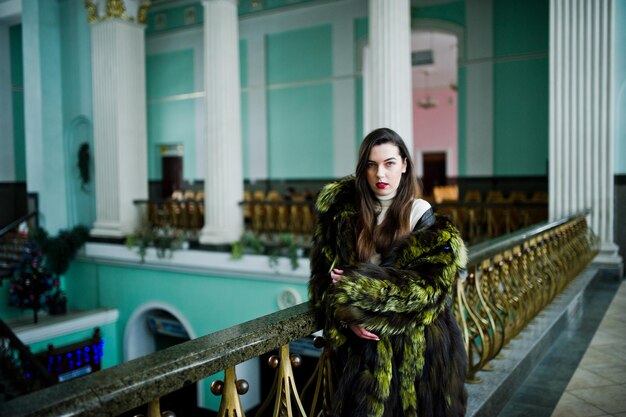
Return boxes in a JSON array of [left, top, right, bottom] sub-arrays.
[[412, 87, 458, 177]]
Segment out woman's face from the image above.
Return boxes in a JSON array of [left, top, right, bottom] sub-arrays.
[[365, 143, 407, 197]]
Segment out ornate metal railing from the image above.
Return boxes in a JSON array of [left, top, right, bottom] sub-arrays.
[[0, 213, 598, 417], [0, 318, 56, 400], [455, 214, 598, 381]]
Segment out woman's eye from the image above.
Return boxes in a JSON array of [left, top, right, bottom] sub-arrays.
[[386, 161, 395, 167], [367, 162, 376, 168]]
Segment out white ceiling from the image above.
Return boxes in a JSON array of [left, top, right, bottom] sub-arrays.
[[411, 30, 458, 91]]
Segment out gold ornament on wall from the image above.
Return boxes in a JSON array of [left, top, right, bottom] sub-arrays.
[[84, 0, 98, 24], [138, 0, 152, 24], [106, 0, 127, 19]]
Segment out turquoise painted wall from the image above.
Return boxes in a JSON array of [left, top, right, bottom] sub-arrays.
[[266, 24, 334, 179], [494, 58, 548, 175], [146, 3, 203, 34], [146, 49, 196, 182], [22, 0, 70, 233], [493, 0, 548, 56], [63, 258, 308, 410], [411, 1, 465, 27], [493, 0, 549, 176], [9, 24, 26, 182], [59, 0, 95, 229]]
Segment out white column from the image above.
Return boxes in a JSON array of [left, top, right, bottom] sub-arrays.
[[366, 0, 413, 149], [88, 2, 149, 237], [550, 0, 621, 269], [199, 0, 244, 244]]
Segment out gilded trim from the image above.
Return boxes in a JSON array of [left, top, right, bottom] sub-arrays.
[[84, 0, 151, 25]]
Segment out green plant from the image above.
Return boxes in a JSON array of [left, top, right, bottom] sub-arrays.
[[32, 225, 90, 276], [125, 226, 185, 262], [231, 232, 301, 270]]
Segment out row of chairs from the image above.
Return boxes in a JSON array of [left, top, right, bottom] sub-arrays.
[[170, 190, 205, 201], [143, 188, 548, 246], [462, 190, 548, 204], [438, 204, 548, 245], [147, 200, 204, 232], [242, 190, 316, 235]]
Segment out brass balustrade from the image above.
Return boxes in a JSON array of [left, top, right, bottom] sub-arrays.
[[455, 215, 599, 382], [1, 214, 599, 417]]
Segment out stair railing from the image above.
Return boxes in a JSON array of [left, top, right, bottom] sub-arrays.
[[0, 318, 56, 399]]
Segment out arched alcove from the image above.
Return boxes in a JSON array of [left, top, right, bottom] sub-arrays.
[[64, 115, 95, 228], [124, 302, 203, 408], [410, 20, 464, 192]]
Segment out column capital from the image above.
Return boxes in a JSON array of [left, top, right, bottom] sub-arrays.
[[84, 0, 151, 25]]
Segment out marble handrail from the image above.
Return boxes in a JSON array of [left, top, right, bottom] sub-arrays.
[[0, 303, 321, 417]]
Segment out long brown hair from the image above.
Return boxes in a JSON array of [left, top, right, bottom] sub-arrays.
[[355, 128, 420, 261]]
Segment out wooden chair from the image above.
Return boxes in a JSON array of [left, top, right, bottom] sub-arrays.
[[464, 190, 482, 203]]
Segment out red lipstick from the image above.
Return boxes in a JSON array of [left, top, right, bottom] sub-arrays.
[[376, 182, 387, 189]]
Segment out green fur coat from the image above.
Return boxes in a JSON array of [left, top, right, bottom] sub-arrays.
[[309, 177, 468, 417]]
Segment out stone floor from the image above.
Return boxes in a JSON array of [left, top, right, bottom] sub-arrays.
[[497, 277, 626, 417]]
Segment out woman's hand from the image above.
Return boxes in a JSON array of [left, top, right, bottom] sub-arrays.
[[331, 269, 378, 340], [330, 268, 344, 284], [350, 324, 380, 341]]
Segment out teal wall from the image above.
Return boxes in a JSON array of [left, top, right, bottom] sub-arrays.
[[494, 58, 548, 175], [63, 258, 308, 410], [146, 49, 196, 182], [146, 2, 203, 34], [22, 0, 69, 233], [493, 0, 549, 176], [10, 24, 26, 182], [266, 24, 334, 178], [411, 1, 465, 27], [59, 0, 95, 229]]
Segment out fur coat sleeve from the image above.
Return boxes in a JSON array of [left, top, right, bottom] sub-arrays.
[[309, 177, 467, 347]]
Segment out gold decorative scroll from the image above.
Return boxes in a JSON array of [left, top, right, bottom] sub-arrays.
[[454, 216, 599, 382], [255, 344, 308, 417]]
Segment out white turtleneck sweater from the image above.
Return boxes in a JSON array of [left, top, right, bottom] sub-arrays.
[[371, 191, 431, 264]]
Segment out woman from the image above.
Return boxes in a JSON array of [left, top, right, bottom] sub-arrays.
[[309, 128, 468, 417]]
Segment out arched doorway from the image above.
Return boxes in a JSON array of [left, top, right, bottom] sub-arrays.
[[411, 29, 459, 197], [124, 302, 205, 413]]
